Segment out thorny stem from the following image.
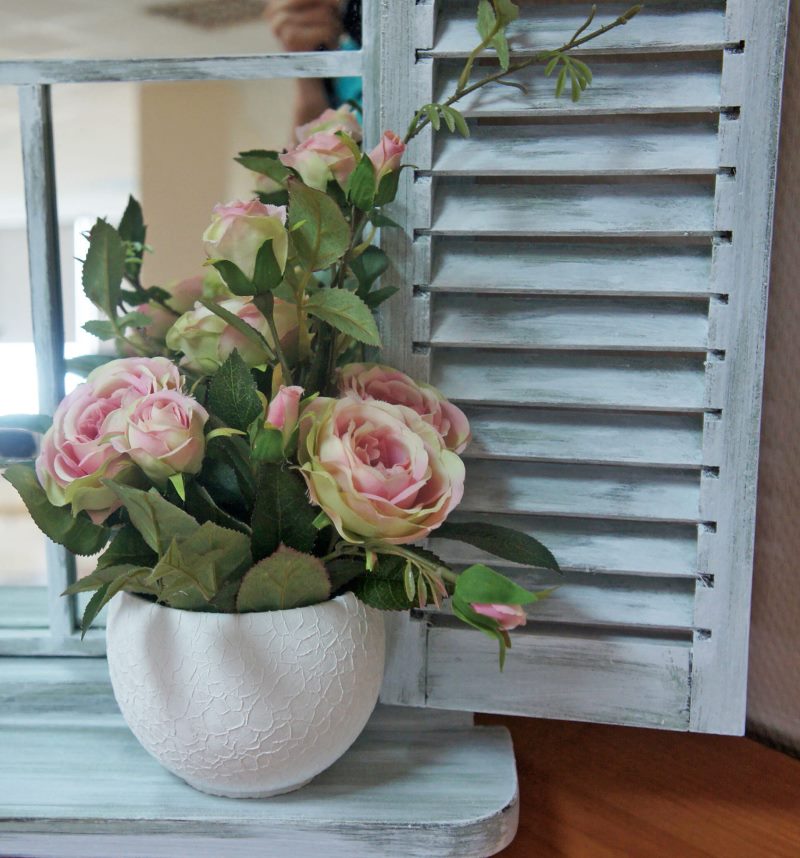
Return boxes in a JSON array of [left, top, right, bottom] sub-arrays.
[[403, 4, 642, 145]]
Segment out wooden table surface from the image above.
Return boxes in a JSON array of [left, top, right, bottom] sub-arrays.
[[480, 716, 800, 857]]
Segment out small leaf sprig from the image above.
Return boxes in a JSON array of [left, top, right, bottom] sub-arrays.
[[404, 1, 643, 144]]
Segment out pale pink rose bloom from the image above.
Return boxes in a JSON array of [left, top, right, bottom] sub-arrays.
[[136, 275, 206, 341], [279, 132, 357, 192], [471, 603, 527, 631], [108, 389, 208, 486], [296, 105, 362, 143], [368, 131, 405, 182], [266, 385, 304, 444], [35, 384, 136, 524], [88, 356, 181, 405], [339, 363, 471, 454], [298, 397, 465, 545], [166, 296, 298, 374], [203, 199, 288, 280]]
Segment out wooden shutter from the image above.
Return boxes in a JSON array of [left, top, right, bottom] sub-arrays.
[[373, 0, 789, 733]]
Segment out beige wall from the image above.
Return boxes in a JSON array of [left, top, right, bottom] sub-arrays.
[[139, 78, 295, 287], [748, 0, 800, 754]]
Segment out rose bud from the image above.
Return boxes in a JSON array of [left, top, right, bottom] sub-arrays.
[[279, 132, 357, 192], [471, 603, 528, 631], [202, 199, 288, 281], [295, 105, 362, 143]]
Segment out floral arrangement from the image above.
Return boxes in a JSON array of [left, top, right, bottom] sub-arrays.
[[2, 2, 639, 666]]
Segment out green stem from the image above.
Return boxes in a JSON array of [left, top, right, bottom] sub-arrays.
[[404, 5, 642, 145], [268, 314, 293, 383]]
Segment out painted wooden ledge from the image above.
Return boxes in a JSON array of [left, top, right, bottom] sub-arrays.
[[0, 704, 518, 858]]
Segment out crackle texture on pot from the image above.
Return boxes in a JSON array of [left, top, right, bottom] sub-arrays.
[[106, 591, 385, 798]]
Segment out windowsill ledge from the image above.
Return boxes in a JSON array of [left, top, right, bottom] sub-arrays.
[[0, 658, 518, 858]]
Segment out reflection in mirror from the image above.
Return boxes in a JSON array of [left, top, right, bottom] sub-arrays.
[[1, 0, 282, 61]]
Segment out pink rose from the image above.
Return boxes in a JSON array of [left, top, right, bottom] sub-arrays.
[[339, 363, 471, 453], [296, 105, 362, 143], [166, 296, 298, 374], [35, 384, 138, 524], [136, 275, 206, 341], [108, 390, 208, 486], [279, 132, 357, 192], [298, 397, 465, 544], [368, 131, 405, 182], [266, 385, 304, 443], [88, 356, 181, 404], [203, 199, 288, 281], [471, 603, 527, 631]]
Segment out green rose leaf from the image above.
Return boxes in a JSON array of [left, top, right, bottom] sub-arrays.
[[82, 320, 118, 341], [146, 538, 216, 608], [179, 521, 252, 586], [118, 195, 146, 247], [493, 0, 520, 26], [236, 149, 292, 184], [306, 288, 381, 347], [148, 521, 252, 611], [0, 414, 51, 434], [351, 245, 389, 298], [364, 285, 399, 309], [3, 464, 109, 556], [252, 238, 284, 294], [251, 426, 284, 463], [347, 154, 376, 211], [250, 463, 317, 561], [103, 481, 198, 555], [373, 169, 401, 207], [119, 310, 152, 328], [65, 564, 154, 602], [288, 178, 351, 271], [207, 350, 263, 432], [209, 259, 255, 297], [65, 354, 116, 377], [236, 545, 331, 612], [492, 30, 510, 70], [351, 554, 416, 611], [205, 433, 256, 507], [327, 556, 367, 593], [184, 480, 251, 536], [454, 563, 542, 606], [82, 219, 126, 320], [477, 0, 496, 40], [433, 520, 560, 571], [95, 525, 157, 571], [257, 189, 290, 208], [79, 582, 111, 638], [77, 564, 156, 638]]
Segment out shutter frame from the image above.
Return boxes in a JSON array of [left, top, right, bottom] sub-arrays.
[[372, 0, 790, 733]]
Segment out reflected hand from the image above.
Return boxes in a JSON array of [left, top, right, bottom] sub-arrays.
[[265, 0, 343, 52]]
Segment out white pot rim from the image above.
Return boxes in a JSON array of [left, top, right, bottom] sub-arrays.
[[117, 589, 362, 619]]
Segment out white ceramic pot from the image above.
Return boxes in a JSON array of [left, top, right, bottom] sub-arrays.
[[106, 590, 385, 798]]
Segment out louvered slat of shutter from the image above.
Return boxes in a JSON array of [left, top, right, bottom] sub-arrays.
[[429, 1, 729, 56], [374, 0, 788, 733]]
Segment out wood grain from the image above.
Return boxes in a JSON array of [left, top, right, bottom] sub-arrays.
[[484, 714, 800, 858]]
